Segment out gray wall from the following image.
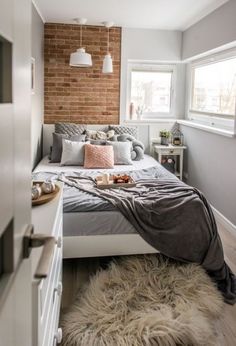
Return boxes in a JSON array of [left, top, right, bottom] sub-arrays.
[[31, 4, 44, 168], [182, 0, 236, 60], [181, 0, 236, 225], [180, 125, 236, 225]]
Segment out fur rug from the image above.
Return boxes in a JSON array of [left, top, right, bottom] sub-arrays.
[[61, 255, 223, 346]]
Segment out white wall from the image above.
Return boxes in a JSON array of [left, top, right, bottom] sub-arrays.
[[31, 3, 44, 168], [182, 0, 236, 60], [120, 28, 184, 120]]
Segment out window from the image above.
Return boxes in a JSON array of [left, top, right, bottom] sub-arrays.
[[128, 64, 175, 120], [189, 51, 236, 132]]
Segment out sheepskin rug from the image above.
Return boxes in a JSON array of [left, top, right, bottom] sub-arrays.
[[61, 254, 223, 346]]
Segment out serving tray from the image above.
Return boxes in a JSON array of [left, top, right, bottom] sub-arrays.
[[96, 175, 136, 189], [32, 181, 60, 206]]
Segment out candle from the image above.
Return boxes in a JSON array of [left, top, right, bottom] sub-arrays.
[[102, 173, 109, 184]]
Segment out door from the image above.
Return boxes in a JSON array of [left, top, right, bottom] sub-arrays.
[[0, 0, 32, 345]]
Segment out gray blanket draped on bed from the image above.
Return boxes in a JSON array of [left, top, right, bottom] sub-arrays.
[[60, 174, 236, 305]]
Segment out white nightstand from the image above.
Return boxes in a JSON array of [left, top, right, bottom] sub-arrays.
[[153, 144, 187, 180]]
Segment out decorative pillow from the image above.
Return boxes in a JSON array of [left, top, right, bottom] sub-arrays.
[[109, 125, 137, 138], [60, 139, 87, 166], [50, 133, 86, 163], [85, 129, 115, 141], [107, 141, 133, 165], [84, 144, 114, 169], [55, 122, 87, 136], [110, 134, 145, 161], [116, 134, 145, 161]]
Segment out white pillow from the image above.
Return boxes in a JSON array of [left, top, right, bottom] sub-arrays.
[[60, 139, 87, 166], [108, 141, 133, 165]]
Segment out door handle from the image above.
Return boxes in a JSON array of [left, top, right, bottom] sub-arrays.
[[23, 225, 56, 279]]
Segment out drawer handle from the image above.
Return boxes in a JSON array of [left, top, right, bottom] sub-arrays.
[[169, 150, 174, 154], [23, 225, 56, 279], [55, 328, 63, 344]]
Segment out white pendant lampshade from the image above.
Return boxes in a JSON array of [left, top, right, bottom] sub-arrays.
[[69, 18, 92, 67], [70, 48, 92, 67], [102, 21, 114, 74], [102, 53, 113, 73]]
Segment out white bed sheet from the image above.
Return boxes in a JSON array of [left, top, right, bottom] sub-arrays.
[[34, 154, 158, 174], [34, 154, 159, 258]]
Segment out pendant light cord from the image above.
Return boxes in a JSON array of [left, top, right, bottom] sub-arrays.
[[107, 27, 109, 54], [80, 24, 82, 47]]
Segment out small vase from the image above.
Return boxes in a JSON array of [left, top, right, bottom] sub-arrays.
[[161, 137, 169, 145]]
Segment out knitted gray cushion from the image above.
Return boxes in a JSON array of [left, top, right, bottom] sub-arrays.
[[109, 125, 137, 138], [115, 134, 145, 161], [55, 122, 87, 136]]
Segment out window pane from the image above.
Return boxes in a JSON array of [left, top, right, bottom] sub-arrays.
[[131, 71, 172, 114], [192, 57, 236, 116]]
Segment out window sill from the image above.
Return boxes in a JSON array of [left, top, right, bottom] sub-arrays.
[[177, 120, 235, 138], [124, 119, 177, 125]]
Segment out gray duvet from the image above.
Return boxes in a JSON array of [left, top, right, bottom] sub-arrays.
[[34, 165, 236, 304]]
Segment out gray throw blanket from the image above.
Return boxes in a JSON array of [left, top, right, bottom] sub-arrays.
[[60, 174, 236, 305]]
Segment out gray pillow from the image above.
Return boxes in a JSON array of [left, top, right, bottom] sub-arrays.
[[60, 139, 87, 166], [55, 122, 87, 136], [50, 132, 86, 163], [107, 141, 133, 165], [109, 125, 137, 138]]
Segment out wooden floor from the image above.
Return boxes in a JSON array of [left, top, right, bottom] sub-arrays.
[[62, 222, 236, 345], [215, 224, 236, 346]]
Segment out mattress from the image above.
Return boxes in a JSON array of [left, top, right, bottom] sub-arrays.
[[64, 211, 136, 237], [33, 154, 169, 237], [34, 154, 159, 173]]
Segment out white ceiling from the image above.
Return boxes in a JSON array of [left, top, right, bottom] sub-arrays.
[[34, 0, 229, 31]]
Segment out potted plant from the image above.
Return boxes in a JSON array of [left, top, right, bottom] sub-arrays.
[[159, 130, 170, 145]]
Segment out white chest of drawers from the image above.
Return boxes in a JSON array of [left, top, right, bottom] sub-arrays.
[[31, 182, 63, 346]]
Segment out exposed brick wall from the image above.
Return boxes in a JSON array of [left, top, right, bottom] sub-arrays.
[[44, 23, 121, 124]]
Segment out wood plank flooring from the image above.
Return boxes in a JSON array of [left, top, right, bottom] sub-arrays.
[[62, 222, 236, 345], [215, 224, 236, 346]]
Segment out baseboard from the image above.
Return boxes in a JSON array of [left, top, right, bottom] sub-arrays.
[[211, 205, 236, 236]]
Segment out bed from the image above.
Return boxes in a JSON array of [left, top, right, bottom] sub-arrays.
[[33, 124, 236, 303], [34, 153, 164, 258], [34, 124, 167, 258]]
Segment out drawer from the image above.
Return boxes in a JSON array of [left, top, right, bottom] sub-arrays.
[[33, 246, 62, 346], [42, 266, 62, 346], [158, 149, 182, 156], [40, 217, 62, 319], [39, 243, 62, 321]]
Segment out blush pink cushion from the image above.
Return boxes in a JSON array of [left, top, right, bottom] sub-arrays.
[[84, 144, 114, 168]]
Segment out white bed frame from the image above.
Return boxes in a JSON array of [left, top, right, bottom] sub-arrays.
[[43, 124, 158, 258]]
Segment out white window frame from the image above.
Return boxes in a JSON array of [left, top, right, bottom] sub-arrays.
[[187, 49, 236, 134], [127, 62, 177, 120]]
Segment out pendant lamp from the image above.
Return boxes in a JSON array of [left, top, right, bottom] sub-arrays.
[[102, 21, 114, 74], [69, 18, 92, 67]]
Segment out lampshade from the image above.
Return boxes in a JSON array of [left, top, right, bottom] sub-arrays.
[[102, 53, 113, 73], [69, 48, 92, 67]]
